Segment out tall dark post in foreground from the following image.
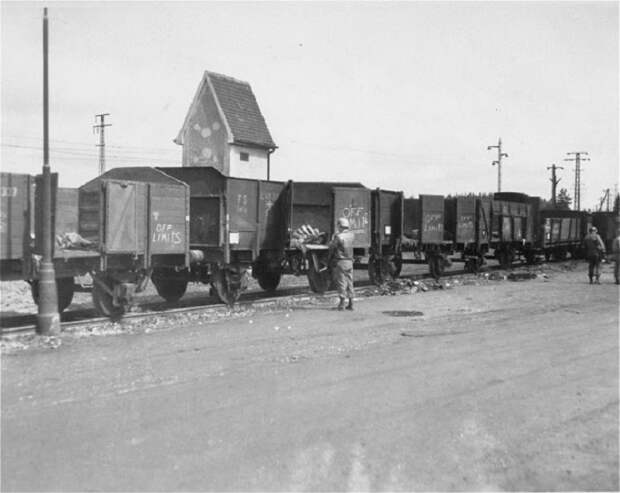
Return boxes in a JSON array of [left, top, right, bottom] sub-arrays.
[[37, 7, 60, 335]]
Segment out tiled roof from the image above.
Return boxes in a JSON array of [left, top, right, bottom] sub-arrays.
[[176, 71, 276, 149]]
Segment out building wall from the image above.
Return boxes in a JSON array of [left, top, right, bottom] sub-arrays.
[[181, 85, 229, 173], [229, 146, 269, 180]]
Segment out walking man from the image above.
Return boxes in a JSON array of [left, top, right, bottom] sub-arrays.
[[329, 217, 355, 310], [583, 226, 606, 284]]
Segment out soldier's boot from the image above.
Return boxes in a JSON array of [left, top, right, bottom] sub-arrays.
[[346, 298, 353, 311], [337, 297, 346, 311], [589, 277, 593, 284], [595, 275, 601, 284]]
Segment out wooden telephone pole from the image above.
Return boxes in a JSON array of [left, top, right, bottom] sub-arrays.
[[546, 164, 564, 206], [487, 138, 508, 192]]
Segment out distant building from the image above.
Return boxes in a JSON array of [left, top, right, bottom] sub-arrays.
[[174, 71, 277, 180]]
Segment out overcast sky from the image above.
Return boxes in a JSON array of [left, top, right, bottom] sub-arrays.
[[1, 1, 618, 210]]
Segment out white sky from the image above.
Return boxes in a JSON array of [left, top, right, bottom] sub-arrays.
[[1, 1, 618, 210]]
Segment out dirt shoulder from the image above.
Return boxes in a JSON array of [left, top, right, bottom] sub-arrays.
[[2, 261, 619, 491]]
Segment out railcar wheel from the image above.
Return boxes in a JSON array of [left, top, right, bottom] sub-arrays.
[[389, 255, 403, 278], [524, 250, 537, 265], [428, 255, 444, 280], [434, 255, 445, 279], [428, 256, 437, 279], [307, 261, 331, 294], [92, 276, 125, 318], [498, 250, 514, 269], [465, 256, 482, 273], [30, 277, 75, 313], [152, 273, 188, 303], [212, 269, 245, 306], [552, 248, 567, 261], [256, 271, 281, 292], [368, 257, 390, 285]]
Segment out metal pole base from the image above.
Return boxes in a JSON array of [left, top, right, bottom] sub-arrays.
[[36, 261, 60, 335]]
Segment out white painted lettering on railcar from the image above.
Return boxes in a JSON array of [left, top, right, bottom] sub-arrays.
[[152, 223, 182, 244], [1, 187, 18, 197], [423, 213, 443, 233], [237, 194, 249, 216], [342, 207, 369, 231]]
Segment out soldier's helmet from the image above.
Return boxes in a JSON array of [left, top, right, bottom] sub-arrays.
[[590, 226, 598, 233], [337, 217, 350, 229]]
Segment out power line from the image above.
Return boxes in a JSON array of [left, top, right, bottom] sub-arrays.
[[3, 134, 182, 152]]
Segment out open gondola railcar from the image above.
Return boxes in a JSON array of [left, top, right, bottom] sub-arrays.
[[78, 167, 190, 316], [257, 181, 372, 294], [535, 206, 590, 261], [402, 194, 452, 279], [489, 192, 535, 268], [591, 211, 619, 253], [1, 172, 91, 312], [367, 188, 404, 284], [158, 166, 286, 305], [444, 196, 491, 272], [1, 172, 35, 284]]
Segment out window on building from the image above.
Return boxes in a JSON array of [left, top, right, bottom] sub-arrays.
[[240, 152, 249, 162]]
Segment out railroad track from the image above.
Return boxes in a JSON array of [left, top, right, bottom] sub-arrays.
[[0, 261, 545, 337]]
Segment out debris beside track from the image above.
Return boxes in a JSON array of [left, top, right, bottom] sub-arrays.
[[2, 263, 556, 353], [1, 334, 62, 353]]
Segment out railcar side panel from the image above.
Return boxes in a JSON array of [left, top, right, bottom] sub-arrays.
[[404, 195, 445, 245], [258, 181, 287, 250], [286, 182, 371, 249], [228, 178, 259, 252], [104, 181, 145, 254], [149, 183, 189, 255], [287, 182, 333, 241], [1, 173, 33, 262], [333, 187, 371, 247], [456, 197, 476, 244]]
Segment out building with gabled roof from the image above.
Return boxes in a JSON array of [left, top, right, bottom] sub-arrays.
[[174, 71, 277, 180]]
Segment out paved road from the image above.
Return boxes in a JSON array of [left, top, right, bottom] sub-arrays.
[[2, 265, 618, 491]]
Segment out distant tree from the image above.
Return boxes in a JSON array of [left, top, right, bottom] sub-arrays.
[[556, 188, 572, 210]]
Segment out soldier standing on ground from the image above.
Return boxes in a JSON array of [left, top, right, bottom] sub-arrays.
[[583, 226, 606, 284], [329, 217, 355, 310]]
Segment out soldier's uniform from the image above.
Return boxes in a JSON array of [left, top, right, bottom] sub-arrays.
[[583, 227, 606, 284], [330, 219, 355, 310]]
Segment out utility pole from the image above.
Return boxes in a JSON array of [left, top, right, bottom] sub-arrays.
[[487, 138, 508, 192], [598, 188, 610, 212], [546, 164, 564, 206], [36, 7, 60, 335], [93, 113, 111, 175], [564, 151, 589, 211]]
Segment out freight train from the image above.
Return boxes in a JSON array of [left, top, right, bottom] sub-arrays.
[[1, 167, 617, 317]]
